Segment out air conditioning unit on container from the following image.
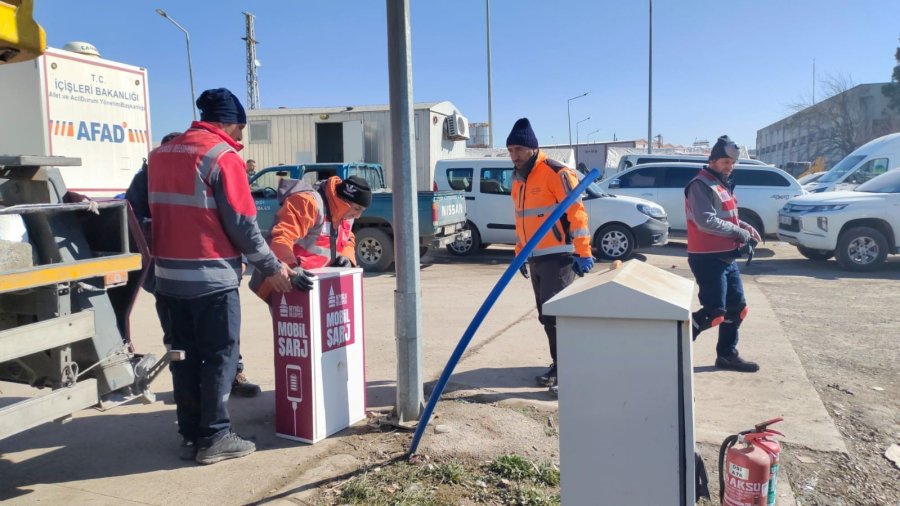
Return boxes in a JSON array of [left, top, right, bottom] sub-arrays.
[[446, 113, 469, 141]]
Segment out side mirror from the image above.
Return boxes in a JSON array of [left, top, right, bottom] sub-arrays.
[[608, 179, 621, 189]]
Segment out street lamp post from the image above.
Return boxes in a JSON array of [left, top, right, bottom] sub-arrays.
[[156, 8, 197, 120], [567, 91, 589, 147], [576, 116, 591, 145], [586, 129, 601, 143], [485, 0, 494, 147], [647, 0, 653, 154]]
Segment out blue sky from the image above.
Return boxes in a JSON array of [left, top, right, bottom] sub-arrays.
[[36, 1, 900, 149]]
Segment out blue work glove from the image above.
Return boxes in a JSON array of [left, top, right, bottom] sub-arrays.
[[519, 263, 529, 279], [572, 256, 594, 277]]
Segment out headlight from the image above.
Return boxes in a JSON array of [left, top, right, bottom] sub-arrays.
[[637, 203, 666, 219]]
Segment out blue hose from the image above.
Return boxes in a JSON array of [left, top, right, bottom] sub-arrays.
[[407, 168, 601, 457]]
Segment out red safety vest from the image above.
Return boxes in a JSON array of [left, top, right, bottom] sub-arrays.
[[685, 169, 742, 254]]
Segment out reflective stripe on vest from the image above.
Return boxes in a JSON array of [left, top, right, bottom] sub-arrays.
[[685, 169, 741, 254], [291, 189, 353, 269], [148, 142, 232, 209]]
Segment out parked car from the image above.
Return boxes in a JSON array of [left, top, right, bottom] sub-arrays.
[[248, 163, 469, 271], [802, 133, 900, 193], [433, 158, 669, 260], [777, 168, 900, 270], [597, 162, 803, 237], [616, 153, 766, 172]]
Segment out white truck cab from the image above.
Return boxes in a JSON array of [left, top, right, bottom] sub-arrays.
[[803, 133, 900, 194], [434, 158, 669, 260], [778, 169, 900, 270]]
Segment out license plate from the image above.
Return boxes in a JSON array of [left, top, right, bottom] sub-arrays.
[[779, 215, 792, 225]]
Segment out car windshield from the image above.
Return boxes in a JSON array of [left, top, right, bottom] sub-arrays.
[[818, 155, 866, 183], [855, 169, 900, 193]]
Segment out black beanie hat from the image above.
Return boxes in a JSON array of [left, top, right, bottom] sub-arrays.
[[336, 176, 372, 208], [197, 88, 247, 124], [709, 135, 740, 161], [506, 118, 539, 149]]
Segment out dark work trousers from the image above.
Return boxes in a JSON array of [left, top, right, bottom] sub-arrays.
[[687, 255, 746, 357], [157, 289, 241, 446], [156, 293, 244, 374], [528, 253, 576, 363]]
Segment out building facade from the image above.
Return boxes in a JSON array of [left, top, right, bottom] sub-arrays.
[[242, 101, 468, 188], [756, 83, 900, 169]]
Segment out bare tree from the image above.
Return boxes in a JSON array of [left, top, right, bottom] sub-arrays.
[[785, 73, 863, 161]]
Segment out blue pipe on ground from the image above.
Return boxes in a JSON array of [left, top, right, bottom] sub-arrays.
[[407, 168, 601, 458]]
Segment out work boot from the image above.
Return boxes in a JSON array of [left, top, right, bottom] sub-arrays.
[[179, 437, 197, 461], [232, 372, 261, 397], [715, 352, 760, 373], [195, 431, 255, 465], [535, 363, 557, 387]]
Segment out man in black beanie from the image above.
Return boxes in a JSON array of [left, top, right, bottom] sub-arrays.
[[684, 135, 761, 372], [250, 174, 372, 301], [149, 87, 294, 464], [507, 118, 594, 397]]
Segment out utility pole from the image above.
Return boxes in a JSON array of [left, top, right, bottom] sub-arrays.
[[386, 0, 423, 423], [812, 57, 816, 105], [485, 0, 494, 147], [242, 12, 260, 109], [647, 0, 653, 154]]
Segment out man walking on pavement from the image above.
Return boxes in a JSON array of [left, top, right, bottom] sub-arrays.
[[685, 135, 761, 372], [148, 88, 293, 464], [125, 133, 265, 398], [507, 118, 594, 397], [250, 174, 372, 299]]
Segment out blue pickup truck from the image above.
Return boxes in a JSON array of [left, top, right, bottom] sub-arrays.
[[249, 163, 469, 272]]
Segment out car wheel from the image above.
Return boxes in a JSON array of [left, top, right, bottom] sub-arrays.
[[835, 226, 888, 271], [355, 227, 395, 272], [594, 224, 635, 260], [797, 245, 834, 261], [446, 221, 481, 256], [738, 210, 764, 237]]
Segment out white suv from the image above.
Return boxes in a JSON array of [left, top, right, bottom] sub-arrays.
[[777, 169, 900, 271], [598, 162, 803, 236]]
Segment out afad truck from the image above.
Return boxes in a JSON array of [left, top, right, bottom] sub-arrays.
[[0, 43, 151, 197]]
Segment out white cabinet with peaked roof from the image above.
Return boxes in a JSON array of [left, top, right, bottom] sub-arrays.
[[544, 260, 696, 505]]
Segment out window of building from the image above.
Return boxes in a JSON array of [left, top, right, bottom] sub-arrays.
[[248, 120, 271, 144]]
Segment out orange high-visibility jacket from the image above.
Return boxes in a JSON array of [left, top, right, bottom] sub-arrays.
[[511, 151, 591, 258]]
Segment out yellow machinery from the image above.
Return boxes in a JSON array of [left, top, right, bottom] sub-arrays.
[[797, 156, 827, 180], [0, 0, 45, 63], [0, 5, 173, 440]]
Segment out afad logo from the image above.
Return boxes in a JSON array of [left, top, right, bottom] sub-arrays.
[[49, 119, 147, 144]]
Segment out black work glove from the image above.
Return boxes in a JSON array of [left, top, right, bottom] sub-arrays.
[[291, 268, 316, 291], [519, 263, 529, 279], [739, 239, 759, 266], [329, 255, 353, 268]]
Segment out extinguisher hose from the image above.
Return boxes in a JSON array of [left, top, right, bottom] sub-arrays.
[[406, 169, 602, 458], [718, 434, 739, 503]]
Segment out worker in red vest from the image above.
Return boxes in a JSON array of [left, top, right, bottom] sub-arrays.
[[684, 135, 761, 373], [148, 88, 293, 464]]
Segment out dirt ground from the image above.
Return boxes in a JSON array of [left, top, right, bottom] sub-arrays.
[[308, 242, 899, 505]]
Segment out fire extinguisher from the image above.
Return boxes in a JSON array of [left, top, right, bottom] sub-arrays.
[[718, 417, 784, 505]]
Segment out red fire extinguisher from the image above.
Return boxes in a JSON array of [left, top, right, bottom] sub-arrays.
[[718, 417, 784, 505]]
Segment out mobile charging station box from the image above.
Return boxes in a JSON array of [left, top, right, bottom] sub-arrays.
[[271, 267, 366, 443]]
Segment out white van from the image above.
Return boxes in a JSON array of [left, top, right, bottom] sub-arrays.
[[803, 133, 900, 193], [616, 153, 765, 173], [434, 158, 669, 260]]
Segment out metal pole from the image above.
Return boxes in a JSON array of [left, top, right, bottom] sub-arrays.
[[386, 0, 423, 422], [156, 9, 197, 120], [567, 92, 589, 148], [647, 0, 653, 154], [486, 0, 494, 147], [812, 57, 816, 105], [576, 116, 591, 145]]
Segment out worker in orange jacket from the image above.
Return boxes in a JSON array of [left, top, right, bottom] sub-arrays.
[[507, 118, 594, 397], [252, 175, 371, 300]]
